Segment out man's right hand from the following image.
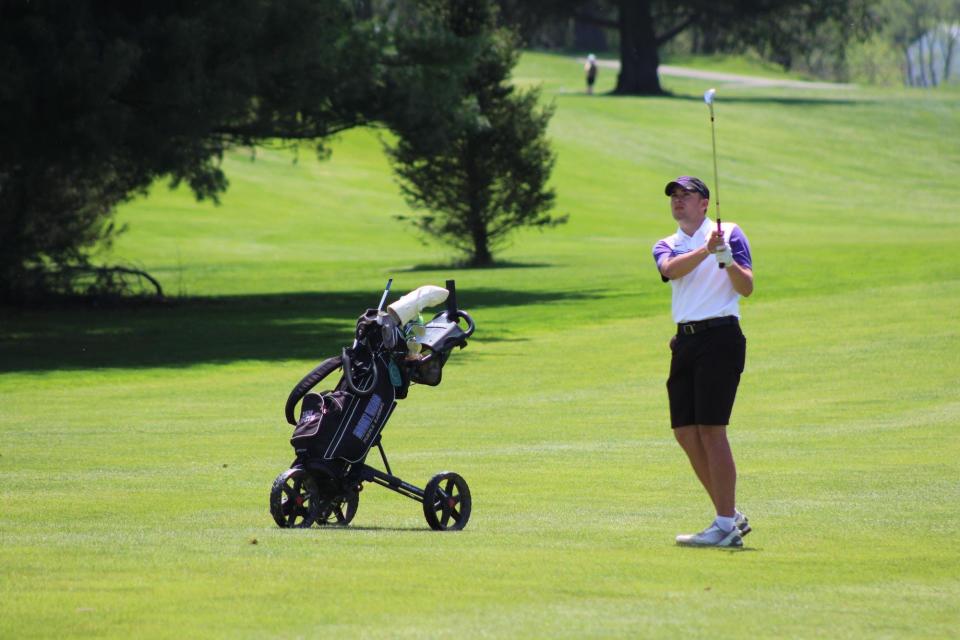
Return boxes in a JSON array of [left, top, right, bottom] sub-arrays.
[[707, 229, 725, 252]]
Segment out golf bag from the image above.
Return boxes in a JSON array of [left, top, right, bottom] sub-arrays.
[[271, 279, 475, 530]]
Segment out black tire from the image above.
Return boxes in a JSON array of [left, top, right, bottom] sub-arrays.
[[422, 472, 471, 531], [270, 468, 321, 528], [316, 492, 360, 526]]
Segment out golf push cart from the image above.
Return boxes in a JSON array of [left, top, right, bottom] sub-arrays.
[[270, 279, 476, 531]]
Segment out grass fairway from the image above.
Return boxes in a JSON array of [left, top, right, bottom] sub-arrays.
[[2, 52, 959, 638]]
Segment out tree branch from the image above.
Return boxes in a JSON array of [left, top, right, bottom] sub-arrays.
[[655, 16, 698, 46]]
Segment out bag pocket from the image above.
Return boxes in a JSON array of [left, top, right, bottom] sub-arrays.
[[291, 391, 349, 444]]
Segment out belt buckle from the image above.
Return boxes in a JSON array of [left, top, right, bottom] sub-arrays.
[[681, 324, 696, 335]]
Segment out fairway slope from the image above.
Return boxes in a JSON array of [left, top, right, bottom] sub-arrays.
[[2, 53, 958, 639]]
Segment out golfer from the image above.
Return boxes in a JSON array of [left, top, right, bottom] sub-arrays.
[[585, 54, 597, 94], [653, 176, 753, 548]]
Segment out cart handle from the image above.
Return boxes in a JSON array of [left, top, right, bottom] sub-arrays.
[[341, 345, 378, 396]]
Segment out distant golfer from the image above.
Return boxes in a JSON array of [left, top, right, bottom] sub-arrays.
[[585, 54, 597, 94], [653, 176, 754, 548]]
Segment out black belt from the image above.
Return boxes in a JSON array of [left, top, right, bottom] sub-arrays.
[[677, 316, 738, 336]]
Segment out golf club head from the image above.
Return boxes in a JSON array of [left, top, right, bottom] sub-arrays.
[[704, 88, 716, 105]]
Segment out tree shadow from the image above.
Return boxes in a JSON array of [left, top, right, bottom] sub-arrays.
[[0, 287, 600, 373], [395, 260, 553, 273]]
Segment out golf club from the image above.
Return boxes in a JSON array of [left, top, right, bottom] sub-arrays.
[[703, 88, 726, 269], [377, 277, 393, 313]]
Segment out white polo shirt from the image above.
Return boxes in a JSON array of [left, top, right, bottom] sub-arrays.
[[652, 217, 752, 323]]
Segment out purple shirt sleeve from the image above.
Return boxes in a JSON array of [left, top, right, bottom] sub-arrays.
[[729, 226, 752, 269], [653, 240, 672, 282]]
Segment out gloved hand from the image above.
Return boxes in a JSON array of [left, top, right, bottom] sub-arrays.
[[714, 244, 733, 268]]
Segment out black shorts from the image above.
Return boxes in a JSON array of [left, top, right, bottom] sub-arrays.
[[667, 323, 746, 428]]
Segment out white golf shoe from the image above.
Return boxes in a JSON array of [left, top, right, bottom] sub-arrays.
[[676, 522, 743, 548]]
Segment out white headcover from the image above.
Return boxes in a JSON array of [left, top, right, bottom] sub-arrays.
[[387, 285, 449, 325]]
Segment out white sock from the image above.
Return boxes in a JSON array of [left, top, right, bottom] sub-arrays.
[[715, 515, 736, 532]]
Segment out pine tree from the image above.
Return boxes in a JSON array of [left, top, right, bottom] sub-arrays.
[[386, 6, 564, 267]]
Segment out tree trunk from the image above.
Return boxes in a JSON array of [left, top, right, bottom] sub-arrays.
[[917, 41, 929, 87], [943, 30, 957, 83], [465, 140, 493, 267], [469, 235, 493, 267], [468, 200, 492, 266], [904, 48, 913, 86], [927, 32, 939, 86], [613, 0, 662, 95]]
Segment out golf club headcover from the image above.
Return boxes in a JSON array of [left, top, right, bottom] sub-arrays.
[[387, 285, 449, 325], [714, 244, 733, 268]]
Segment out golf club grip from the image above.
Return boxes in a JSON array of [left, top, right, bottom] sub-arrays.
[[285, 355, 342, 425], [717, 218, 725, 268], [445, 279, 458, 321]]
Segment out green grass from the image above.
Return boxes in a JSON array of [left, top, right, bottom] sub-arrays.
[[2, 52, 959, 638]]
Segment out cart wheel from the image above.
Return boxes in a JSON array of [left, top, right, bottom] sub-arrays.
[[422, 472, 471, 531], [270, 468, 320, 528], [317, 492, 360, 526]]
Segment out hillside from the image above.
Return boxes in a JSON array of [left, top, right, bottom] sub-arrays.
[[1, 52, 958, 638]]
